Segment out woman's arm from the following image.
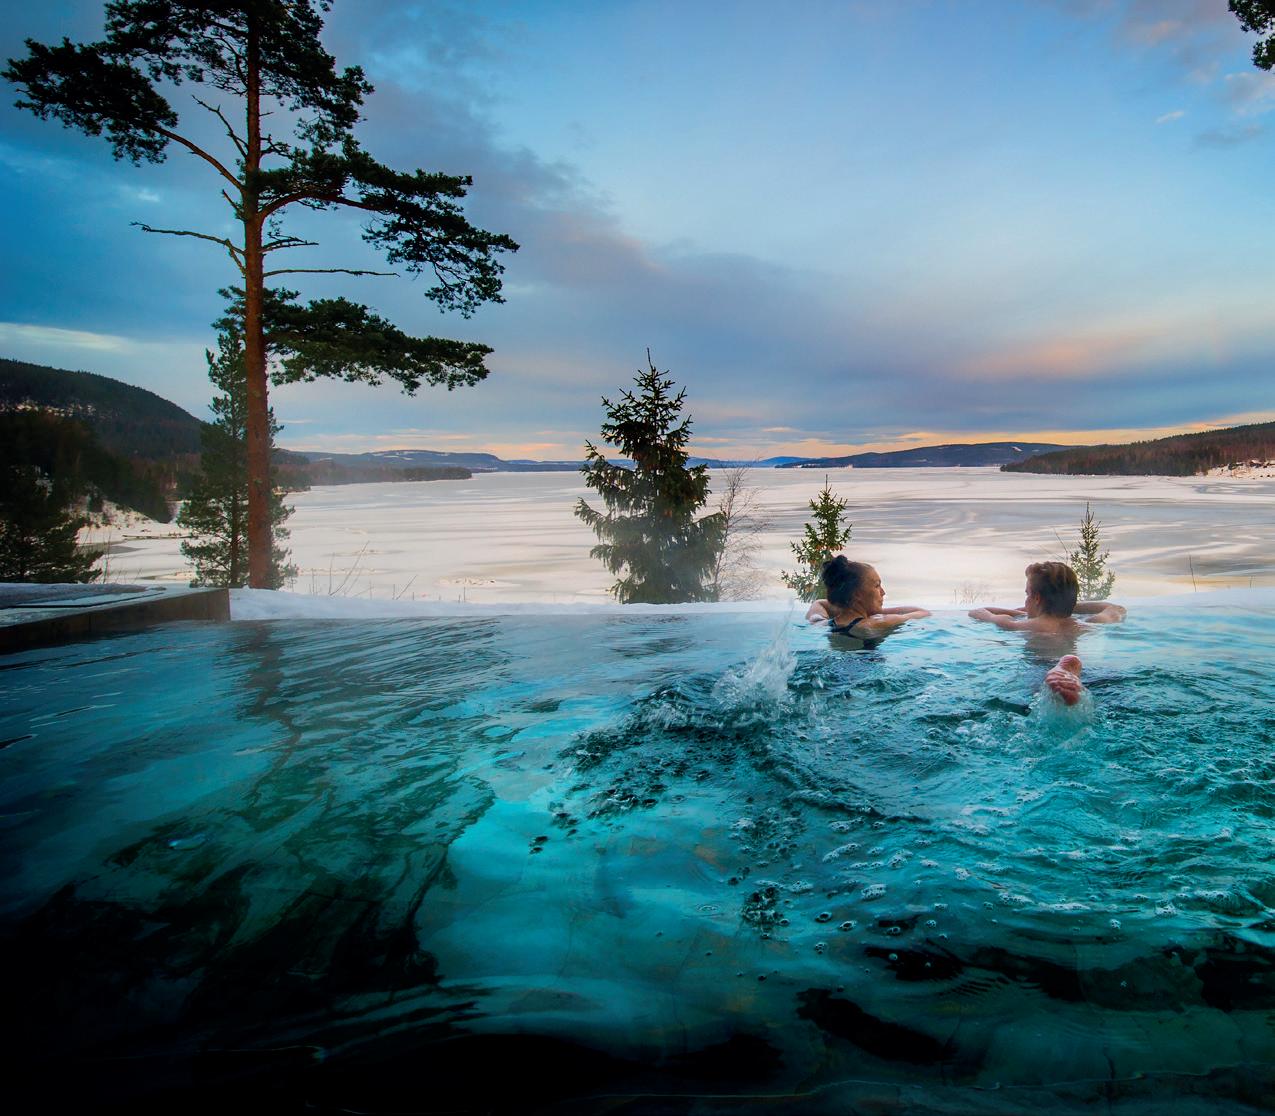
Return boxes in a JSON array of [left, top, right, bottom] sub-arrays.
[[806, 599, 832, 622], [856, 609, 931, 637], [879, 606, 932, 617]]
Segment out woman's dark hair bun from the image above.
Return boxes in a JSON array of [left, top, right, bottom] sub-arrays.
[[822, 555, 851, 586], [820, 555, 871, 610]]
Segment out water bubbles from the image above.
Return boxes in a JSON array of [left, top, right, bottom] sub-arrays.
[[1109, 918, 1121, 930], [813, 941, 827, 954], [954, 867, 971, 881], [925, 919, 938, 929], [861, 883, 886, 901], [814, 911, 833, 923], [838, 920, 856, 932]]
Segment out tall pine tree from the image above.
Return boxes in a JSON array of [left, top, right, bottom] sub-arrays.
[[179, 332, 295, 588], [576, 354, 724, 604], [5, 1, 516, 586], [780, 480, 852, 600]]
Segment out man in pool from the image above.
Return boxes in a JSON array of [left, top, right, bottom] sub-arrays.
[[968, 561, 1126, 705]]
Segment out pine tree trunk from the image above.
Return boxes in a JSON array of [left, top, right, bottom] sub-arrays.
[[242, 13, 271, 589]]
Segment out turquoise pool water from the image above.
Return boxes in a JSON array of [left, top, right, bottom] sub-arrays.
[[2, 609, 1273, 1112]]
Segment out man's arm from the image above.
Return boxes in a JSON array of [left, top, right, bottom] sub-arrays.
[[969, 608, 1033, 631], [1074, 601, 1126, 624]]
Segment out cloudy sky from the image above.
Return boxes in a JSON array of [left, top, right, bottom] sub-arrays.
[[2, 0, 1273, 458]]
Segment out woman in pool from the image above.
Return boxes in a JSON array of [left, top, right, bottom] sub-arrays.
[[805, 556, 931, 645]]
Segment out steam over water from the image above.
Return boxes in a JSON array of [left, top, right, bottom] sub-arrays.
[[2, 608, 1273, 1111]]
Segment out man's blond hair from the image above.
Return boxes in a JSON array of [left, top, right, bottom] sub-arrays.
[[1026, 562, 1079, 617]]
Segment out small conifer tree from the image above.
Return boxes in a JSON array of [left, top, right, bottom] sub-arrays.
[[781, 480, 852, 600], [1067, 502, 1115, 600], [179, 333, 295, 589], [576, 353, 724, 603], [0, 466, 101, 583]]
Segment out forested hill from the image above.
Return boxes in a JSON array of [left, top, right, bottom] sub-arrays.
[[777, 442, 1072, 469], [1004, 422, 1275, 476], [0, 357, 204, 458]]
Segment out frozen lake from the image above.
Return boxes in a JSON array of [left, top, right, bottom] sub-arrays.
[[91, 467, 1275, 605]]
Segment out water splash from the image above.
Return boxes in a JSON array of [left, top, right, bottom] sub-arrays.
[[708, 619, 796, 717]]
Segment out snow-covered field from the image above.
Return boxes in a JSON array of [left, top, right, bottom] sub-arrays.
[[86, 466, 1275, 608]]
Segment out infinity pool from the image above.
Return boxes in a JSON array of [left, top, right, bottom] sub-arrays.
[[2, 608, 1273, 1112]]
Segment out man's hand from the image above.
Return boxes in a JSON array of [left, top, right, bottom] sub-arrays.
[[1044, 654, 1084, 705]]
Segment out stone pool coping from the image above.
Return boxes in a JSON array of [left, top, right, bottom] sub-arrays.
[[0, 583, 229, 654]]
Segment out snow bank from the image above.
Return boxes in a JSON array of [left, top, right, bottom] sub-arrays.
[[231, 585, 1275, 622]]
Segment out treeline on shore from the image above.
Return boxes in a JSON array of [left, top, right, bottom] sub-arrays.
[[1, 410, 181, 522], [274, 454, 470, 487], [1006, 421, 1275, 477]]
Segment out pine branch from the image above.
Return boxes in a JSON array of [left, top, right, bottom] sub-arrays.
[[154, 126, 243, 189], [192, 96, 247, 158], [133, 223, 245, 271], [262, 236, 319, 253], [263, 267, 397, 278]]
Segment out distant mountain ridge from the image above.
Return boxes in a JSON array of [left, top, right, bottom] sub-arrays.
[[298, 450, 807, 473], [305, 449, 579, 473], [14, 354, 1249, 481], [776, 442, 1074, 469]]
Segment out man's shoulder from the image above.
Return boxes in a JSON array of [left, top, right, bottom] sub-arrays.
[[1029, 615, 1078, 633]]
